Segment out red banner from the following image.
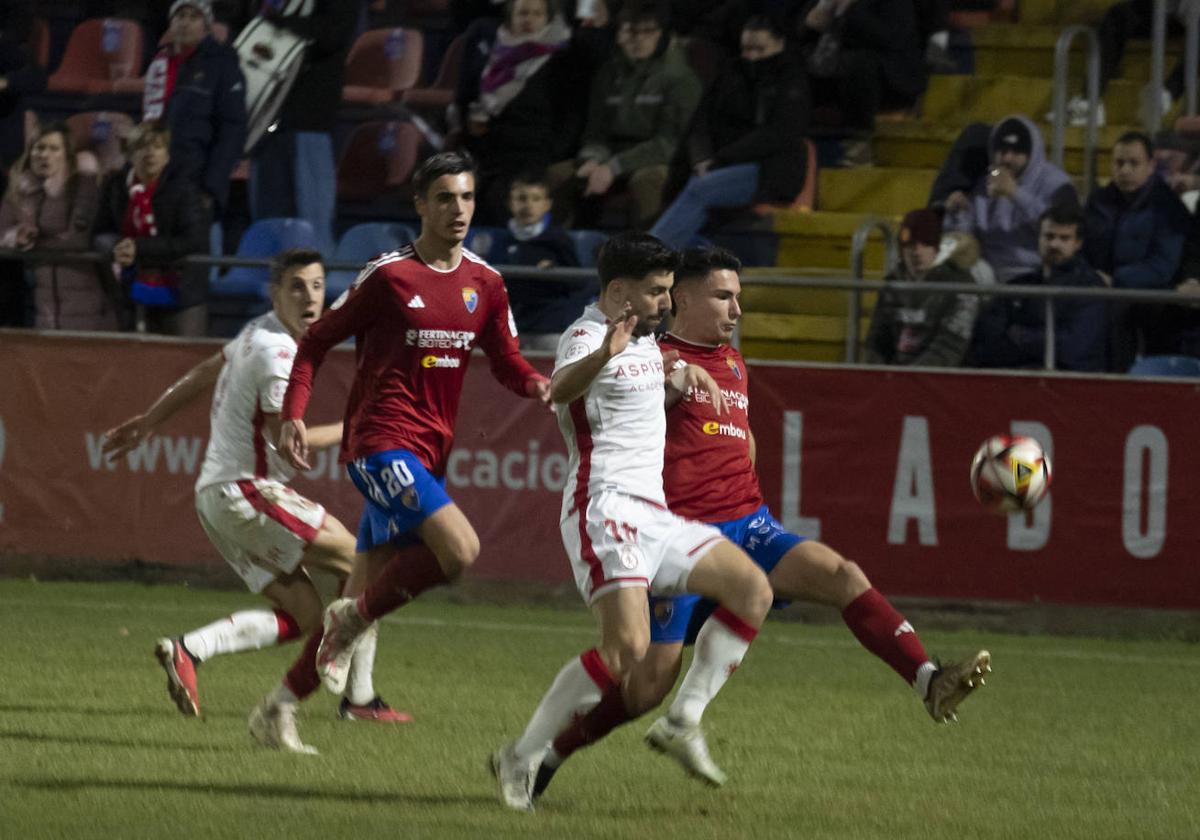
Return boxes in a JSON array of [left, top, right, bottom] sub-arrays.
[[2, 331, 1198, 610]]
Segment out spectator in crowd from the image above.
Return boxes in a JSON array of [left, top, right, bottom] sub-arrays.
[[490, 169, 591, 349], [928, 122, 991, 208], [969, 205, 1109, 372], [650, 14, 809, 250], [0, 1, 44, 172], [1084, 131, 1190, 369], [1153, 203, 1200, 357], [944, 115, 1077, 283], [143, 0, 247, 218], [0, 124, 111, 331], [454, 0, 581, 223], [914, 0, 954, 72], [93, 121, 210, 336], [797, 0, 924, 166], [547, 1, 702, 229], [249, 0, 355, 254], [865, 207, 979, 367]]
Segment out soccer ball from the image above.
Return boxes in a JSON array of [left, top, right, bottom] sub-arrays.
[[969, 435, 1052, 513]]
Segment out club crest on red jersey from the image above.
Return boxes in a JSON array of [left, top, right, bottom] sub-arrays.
[[726, 357, 742, 380], [462, 287, 479, 313]]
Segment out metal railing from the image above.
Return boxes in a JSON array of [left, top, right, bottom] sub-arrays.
[[1149, 0, 1169, 130], [1184, 0, 1200, 116], [1051, 25, 1101, 192], [4, 248, 1198, 373], [847, 216, 899, 362]]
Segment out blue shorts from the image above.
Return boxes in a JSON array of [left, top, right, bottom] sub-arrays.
[[348, 449, 453, 552], [649, 504, 804, 645]]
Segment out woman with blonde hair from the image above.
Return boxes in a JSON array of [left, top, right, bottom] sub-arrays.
[[0, 122, 112, 330]]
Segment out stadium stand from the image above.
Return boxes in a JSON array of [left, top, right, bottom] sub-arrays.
[[342, 27, 424, 105], [46, 18, 143, 95], [326, 221, 417, 299]]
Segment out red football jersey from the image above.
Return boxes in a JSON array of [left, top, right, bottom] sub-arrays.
[[661, 333, 763, 521], [282, 246, 539, 474]]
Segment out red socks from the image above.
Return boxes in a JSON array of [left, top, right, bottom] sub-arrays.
[[282, 628, 323, 699], [356, 547, 448, 622], [841, 588, 929, 685], [551, 683, 633, 760]]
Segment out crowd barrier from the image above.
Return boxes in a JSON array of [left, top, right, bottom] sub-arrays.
[[1, 330, 1197, 610]]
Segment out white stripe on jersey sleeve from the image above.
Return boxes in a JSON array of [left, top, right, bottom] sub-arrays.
[[331, 246, 415, 310]]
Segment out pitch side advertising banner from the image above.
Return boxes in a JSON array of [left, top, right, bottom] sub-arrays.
[[1, 332, 1197, 610]]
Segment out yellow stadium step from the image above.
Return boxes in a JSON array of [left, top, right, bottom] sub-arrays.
[[817, 167, 937, 215], [922, 75, 1141, 127], [1015, 0, 1117, 26], [970, 25, 1180, 79], [771, 211, 895, 271], [739, 312, 874, 363], [740, 267, 882, 317], [873, 120, 1139, 176]]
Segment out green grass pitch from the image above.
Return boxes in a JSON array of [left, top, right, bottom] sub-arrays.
[[0, 579, 1197, 840]]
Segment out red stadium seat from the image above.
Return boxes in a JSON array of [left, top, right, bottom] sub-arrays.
[[336, 120, 423, 202], [29, 17, 50, 69], [401, 31, 466, 112], [753, 138, 819, 214], [65, 111, 135, 175], [342, 28, 424, 105], [47, 18, 144, 95]]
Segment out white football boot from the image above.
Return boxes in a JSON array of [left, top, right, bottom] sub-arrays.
[[248, 698, 319, 755], [645, 716, 727, 786], [490, 742, 538, 812], [316, 598, 369, 695]]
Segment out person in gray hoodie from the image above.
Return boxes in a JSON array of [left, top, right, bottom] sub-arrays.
[[944, 115, 1077, 283]]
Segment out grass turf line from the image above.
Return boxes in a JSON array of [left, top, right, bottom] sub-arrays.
[[0, 579, 1197, 840]]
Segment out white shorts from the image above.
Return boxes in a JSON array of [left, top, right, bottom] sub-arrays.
[[561, 489, 724, 605], [195, 479, 327, 593]]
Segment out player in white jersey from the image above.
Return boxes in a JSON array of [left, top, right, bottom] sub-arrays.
[[103, 249, 407, 749], [491, 232, 775, 812]]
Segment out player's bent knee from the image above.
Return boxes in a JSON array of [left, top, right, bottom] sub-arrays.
[[839, 559, 871, 600]]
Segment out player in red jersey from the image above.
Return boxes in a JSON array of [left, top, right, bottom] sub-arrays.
[[532, 246, 993, 795], [247, 151, 550, 751]]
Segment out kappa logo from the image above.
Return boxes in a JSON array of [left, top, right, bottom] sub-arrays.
[[462, 287, 479, 314], [571, 329, 589, 338], [408, 295, 426, 309]]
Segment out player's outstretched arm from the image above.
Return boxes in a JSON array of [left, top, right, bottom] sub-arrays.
[[304, 421, 344, 450], [666, 363, 725, 416], [550, 305, 636, 404], [101, 352, 224, 462]]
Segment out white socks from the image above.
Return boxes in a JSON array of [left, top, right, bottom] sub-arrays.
[[344, 621, 379, 706], [182, 610, 289, 662], [668, 609, 757, 728], [513, 649, 613, 763]]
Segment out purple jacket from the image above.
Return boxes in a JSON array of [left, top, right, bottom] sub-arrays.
[[946, 115, 1077, 282]]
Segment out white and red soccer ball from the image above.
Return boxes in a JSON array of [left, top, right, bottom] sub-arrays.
[[969, 435, 1052, 513]]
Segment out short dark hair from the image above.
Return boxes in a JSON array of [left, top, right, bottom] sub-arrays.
[[617, 0, 668, 29], [509, 169, 550, 192], [596, 232, 678, 288], [1039, 203, 1085, 239], [413, 150, 476, 198], [1115, 130, 1154, 158], [675, 246, 742, 285], [270, 247, 324, 285], [742, 14, 786, 41]]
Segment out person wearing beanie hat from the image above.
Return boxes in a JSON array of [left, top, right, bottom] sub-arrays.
[[169, 0, 214, 26], [943, 114, 1078, 283], [864, 205, 980, 367], [141, 0, 245, 216]]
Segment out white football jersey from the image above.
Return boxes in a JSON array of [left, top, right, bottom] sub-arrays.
[[196, 312, 298, 492], [554, 304, 668, 520]]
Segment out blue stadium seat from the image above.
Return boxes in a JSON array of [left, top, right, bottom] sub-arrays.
[[465, 226, 506, 264], [210, 218, 319, 301], [1127, 355, 1200, 378], [327, 222, 417, 298], [568, 230, 608, 268]]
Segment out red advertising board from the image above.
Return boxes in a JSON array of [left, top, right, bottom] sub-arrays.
[[1, 331, 1197, 609]]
